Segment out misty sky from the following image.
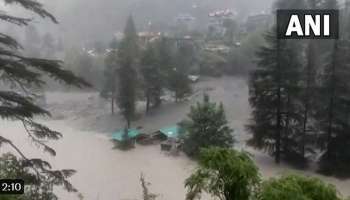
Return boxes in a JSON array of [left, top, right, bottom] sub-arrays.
[[1, 0, 274, 46]]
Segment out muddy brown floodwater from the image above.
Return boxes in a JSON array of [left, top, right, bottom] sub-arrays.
[[1, 77, 349, 200]]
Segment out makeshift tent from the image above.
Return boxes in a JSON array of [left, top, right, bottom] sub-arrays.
[[112, 128, 140, 142], [158, 126, 180, 139]]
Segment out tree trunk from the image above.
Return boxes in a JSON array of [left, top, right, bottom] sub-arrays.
[[146, 91, 150, 113], [284, 94, 290, 154], [302, 41, 315, 158], [127, 118, 131, 129], [175, 90, 178, 102], [111, 96, 115, 115], [154, 89, 161, 108], [302, 103, 308, 157]]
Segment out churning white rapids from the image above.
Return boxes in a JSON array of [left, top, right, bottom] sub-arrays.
[[1, 76, 349, 200]]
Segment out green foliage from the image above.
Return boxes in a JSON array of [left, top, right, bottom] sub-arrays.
[[181, 95, 234, 157], [226, 48, 250, 75], [140, 42, 166, 111], [0, 153, 59, 200], [168, 42, 193, 101], [315, 40, 350, 177], [260, 174, 341, 200], [199, 51, 226, 77], [185, 149, 347, 200], [247, 0, 350, 177], [247, 28, 306, 166], [64, 46, 105, 89], [0, 0, 90, 198], [118, 15, 139, 66], [116, 15, 139, 127], [185, 147, 260, 200]]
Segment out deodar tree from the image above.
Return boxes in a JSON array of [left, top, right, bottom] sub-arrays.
[[116, 15, 139, 128], [181, 94, 234, 158], [168, 41, 193, 102], [315, 39, 350, 176], [140, 43, 164, 112], [0, 0, 90, 198], [247, 28, 306, 166]]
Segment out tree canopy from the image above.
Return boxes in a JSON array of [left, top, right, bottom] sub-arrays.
[[0, 0, 90, 197], [260, 174, 342, 200], [181, 94, 234, 157], [185, 147, 260, 200]]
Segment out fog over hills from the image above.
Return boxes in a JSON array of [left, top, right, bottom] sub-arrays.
[[35, 0, 273, 45]]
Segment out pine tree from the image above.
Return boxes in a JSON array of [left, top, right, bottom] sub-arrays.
[[0, 0, 90, 197], [168, 41, 193, 101], [140, 43, 164, 112], [299, 0, 322, 163], [280, 41, 305, 166], [247, 30, 304, 165], [117, 15, 139, 128], [180, 94, 234, 158], [316, 40, 350, 176], [300, 40, 318, 160], [157, 37, 176, 90]]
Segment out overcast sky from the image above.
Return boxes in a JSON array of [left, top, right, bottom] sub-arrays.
[[1, 0, 274, 46]]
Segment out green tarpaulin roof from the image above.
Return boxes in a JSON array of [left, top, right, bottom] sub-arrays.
[[112, 128, 140, 141], [159, 126, 180, 138]]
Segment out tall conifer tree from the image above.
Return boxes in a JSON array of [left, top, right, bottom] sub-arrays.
[[248, 29, 304, 165], [140, 43, 164, 112], [316, 39, 350, 176], [117, 15, 139, 128]]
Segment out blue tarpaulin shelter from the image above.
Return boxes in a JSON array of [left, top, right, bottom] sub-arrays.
[[112, 129, 140, 142], [158, 126, 180, 139]]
